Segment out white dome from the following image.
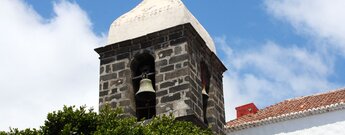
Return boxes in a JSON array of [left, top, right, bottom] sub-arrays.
[[107, 0, 216, 53]]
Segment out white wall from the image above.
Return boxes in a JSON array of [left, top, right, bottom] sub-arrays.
[[227, 109, 345, 135]]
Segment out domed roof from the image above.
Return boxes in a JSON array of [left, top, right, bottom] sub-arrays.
[[107, 0, 216, 53]]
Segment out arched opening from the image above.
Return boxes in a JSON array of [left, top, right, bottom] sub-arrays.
[[200, 61, 210, 125], [131, 53, 156, 120]]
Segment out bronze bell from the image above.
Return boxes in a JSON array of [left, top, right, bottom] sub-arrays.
[[135, 78, 155, 101], [202, 87, 209, 98]]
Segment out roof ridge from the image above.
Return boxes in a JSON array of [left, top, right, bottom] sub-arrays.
[[285, 87, 345, 102], [258, 87, 345, 114]]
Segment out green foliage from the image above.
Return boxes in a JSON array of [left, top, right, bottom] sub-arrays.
[[143, 115, 212, 135], [0, 128, 41, 135], [41, 105, 98, 135], [93, 105, 142, 135], [1, 105, 212, 135]]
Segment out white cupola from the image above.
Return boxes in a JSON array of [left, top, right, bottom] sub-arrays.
[[107, 0, 216, 53]]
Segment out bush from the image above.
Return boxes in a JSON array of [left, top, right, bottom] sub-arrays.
[[1, 105, 212, 135]]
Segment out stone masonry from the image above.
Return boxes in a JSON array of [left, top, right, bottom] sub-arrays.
[[95, 23, 226, 134]]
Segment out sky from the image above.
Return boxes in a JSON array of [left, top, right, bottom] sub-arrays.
[[1, 0, 345, 131]]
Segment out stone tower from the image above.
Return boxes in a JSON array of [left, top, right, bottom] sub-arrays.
[[95, 0, 227, 134]]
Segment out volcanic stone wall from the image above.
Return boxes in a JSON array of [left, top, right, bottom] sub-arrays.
[[95, 23, 226, 134]]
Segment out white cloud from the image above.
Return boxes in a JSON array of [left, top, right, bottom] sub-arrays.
[[265, 0, 345, 55], [221, 0, 345, 121], [216, 37, 337, 121], [0, 0, 104, 130]]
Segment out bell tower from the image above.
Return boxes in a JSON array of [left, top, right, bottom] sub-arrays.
[[95, 0, 227, 134]]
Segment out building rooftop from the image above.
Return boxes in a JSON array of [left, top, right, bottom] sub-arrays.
[[107, 0, 216, 53], [226, 87, 345, 132]]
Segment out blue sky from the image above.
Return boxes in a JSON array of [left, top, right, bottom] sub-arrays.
[[1, 0, 345, 130]]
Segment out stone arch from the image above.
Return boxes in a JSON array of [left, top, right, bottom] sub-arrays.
[[130, 52, 156, 120], [200, 61, 211, 124]]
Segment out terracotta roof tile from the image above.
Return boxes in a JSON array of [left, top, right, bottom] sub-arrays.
[[226, 87, 345, 127]]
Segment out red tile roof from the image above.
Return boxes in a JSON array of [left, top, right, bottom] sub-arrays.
[[226, 88, 345, 129]]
